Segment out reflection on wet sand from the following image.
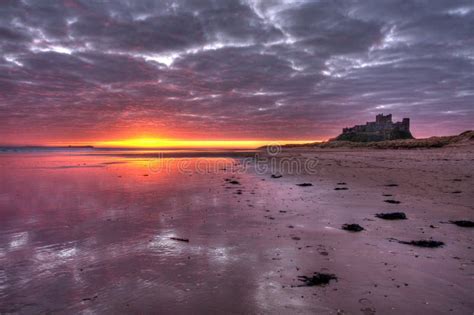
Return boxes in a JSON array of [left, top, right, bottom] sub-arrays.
[[0, 154, 278, 313]]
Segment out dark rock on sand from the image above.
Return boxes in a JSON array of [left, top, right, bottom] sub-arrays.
[[398, 240, 445, 248], [376, 212, 407, 220], [229, 180, 240, 185], [298, 273, 337, 286], [170, 237, 190, 242], [271, 174, 283, 179], [82, 295, 98, 302], [450, 220, 474, 228], [297, 183, 313, 187], [385, 184, 399, 187], [335, 187, 348, 191], [384, 199, 401, 204], [342, 224, 364, 232]]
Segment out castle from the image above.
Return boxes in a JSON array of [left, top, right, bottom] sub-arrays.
[[336, 114, 413, 142]]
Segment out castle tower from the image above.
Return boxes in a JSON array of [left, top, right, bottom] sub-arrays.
[[401, 118, 410, 131], [376, 114, 392, 124]]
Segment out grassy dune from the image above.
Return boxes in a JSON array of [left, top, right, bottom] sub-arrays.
[[264, 131, 474, 150]]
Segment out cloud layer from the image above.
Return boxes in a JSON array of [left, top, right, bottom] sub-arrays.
[[1, 0, 473, 143]]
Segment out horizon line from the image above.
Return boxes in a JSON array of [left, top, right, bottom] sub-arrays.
[[0, 139, 324, 150]]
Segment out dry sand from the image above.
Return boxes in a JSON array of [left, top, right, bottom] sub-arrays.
[[0, 145, 473, 314]]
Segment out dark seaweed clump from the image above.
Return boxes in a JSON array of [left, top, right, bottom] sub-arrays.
[[450, 220, 474, 228], [342, 224, 364, 232], [376, 212, 407, 220], [271, 174, 283, 179], [334, 187, 348, 191], [170, 237, 189, 243], [297, 183, 313, 187], [298, 273, 337, 286], [398, 240, 444, 248], [384, 199, 401, 204]]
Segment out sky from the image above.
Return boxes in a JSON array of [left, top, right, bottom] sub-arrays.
[[1, 0, 473, 147]]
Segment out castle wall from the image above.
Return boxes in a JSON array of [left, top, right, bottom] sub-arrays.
[[337, 114, 413, 142]]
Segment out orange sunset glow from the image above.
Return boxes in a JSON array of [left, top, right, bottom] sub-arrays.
[[94, 138, 320, 149], [35, 135, 322, 149]]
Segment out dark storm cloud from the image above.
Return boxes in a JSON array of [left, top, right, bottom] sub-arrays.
[[1, 0, 473, 142]]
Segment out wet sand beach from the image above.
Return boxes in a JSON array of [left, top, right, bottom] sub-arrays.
[[0, 146, 473, 314]]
